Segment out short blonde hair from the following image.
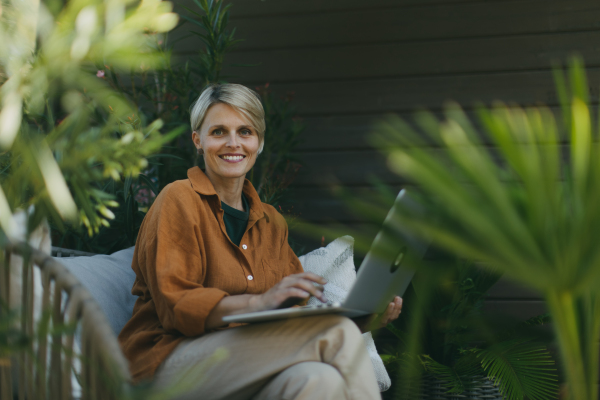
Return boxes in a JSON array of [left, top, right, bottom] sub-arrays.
[[190, 83, 266, 154]]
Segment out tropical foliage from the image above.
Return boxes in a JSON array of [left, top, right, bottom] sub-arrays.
[[0, 0, 180, 245], [372, 57, 600, 400], [380, 259, 557, 399]]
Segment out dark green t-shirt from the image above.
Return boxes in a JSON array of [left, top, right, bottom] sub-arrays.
[[221, 194, 250, 247]]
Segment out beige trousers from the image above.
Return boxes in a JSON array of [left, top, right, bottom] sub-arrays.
[[154, 315, 381, 400]]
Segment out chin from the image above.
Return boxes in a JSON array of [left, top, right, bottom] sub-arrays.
[[211, 167, 249, 180], [224, 172, 247, 179], [206, 158, 256, 180]]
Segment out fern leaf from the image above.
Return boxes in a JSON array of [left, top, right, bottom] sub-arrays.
[[420, 353, 483, 394], [476, 338, 559, 400]]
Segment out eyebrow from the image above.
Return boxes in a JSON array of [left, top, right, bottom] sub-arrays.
[[209, 124, 253, 130]]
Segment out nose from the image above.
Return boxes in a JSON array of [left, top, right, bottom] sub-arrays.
[[226, 132, 240, 148]]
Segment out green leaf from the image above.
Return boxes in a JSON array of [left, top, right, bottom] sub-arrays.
[[476, 339, 559, 400], [179, 13, 206, 28], [420, 353, 483, 394], [146, 153, 184, 161], [552, 63, 571, 134], [137, 173, 158, 195], [386, 323, 407, 342], [124, 174, 133, 202], [568, 56, 590, 105], [379, 354, 398, 364]]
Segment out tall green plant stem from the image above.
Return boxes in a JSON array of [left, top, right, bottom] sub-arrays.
[[545, 291, 600, 400]]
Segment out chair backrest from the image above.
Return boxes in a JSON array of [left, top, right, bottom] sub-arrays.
[[0, 243, 131, 400]]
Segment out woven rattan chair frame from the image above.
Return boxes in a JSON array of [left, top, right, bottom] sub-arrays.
[[51, 247, 97, 258], [0, 242, 131, 400]]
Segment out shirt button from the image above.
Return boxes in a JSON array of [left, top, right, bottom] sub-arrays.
[[242, 244, 248, 250], [247, 275, 253, 281]]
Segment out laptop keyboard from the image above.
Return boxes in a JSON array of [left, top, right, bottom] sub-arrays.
[[299, 301, 341, 309]]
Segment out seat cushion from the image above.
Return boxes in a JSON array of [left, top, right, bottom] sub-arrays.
[[55, 247, 136, 336]]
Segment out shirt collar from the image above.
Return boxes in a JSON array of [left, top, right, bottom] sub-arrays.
[[187, 167, 267, 220]]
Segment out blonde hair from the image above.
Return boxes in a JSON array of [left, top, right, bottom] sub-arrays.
[[190, 83, 266, 154]]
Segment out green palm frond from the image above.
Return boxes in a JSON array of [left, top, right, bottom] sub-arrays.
[[420, 352, 483, 394], [371, 57, 600, 399], [476, 339, 558, 400]]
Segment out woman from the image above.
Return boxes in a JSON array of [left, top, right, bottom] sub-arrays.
[[118, 83, 403, 400]]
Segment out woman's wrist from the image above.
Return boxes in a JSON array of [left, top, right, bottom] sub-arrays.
[[205, 294, 262, 330], [246, 294, 264, 313]]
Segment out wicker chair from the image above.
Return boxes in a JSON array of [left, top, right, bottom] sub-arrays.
[[0, 243, 506, 400], [0, 242, 130, 400]]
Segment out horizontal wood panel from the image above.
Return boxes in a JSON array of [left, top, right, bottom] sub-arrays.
[[292, 144, 572, 187], [286, 186, 404, 223], [295, 114, 379, 151], [487, 277, 543, 300], [293, 149, 398, 187], [289, 144, 574, 221], [172, 0, 600, 52], [295, 106, 568, 152], [290, 221, 381, 256], [483, 299, 547, 320], [253, 69, 600, 116], [220, 0, 479, 18], [202, 31, 600, 83]]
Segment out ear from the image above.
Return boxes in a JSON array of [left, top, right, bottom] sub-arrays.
[[192, 131, 203, 153], [192, 131, 205, 155]]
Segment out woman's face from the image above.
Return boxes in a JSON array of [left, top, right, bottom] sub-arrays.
[[192, 103, 260, 181]]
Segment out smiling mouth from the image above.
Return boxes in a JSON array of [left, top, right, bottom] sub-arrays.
[[219, 155, 246, 162]]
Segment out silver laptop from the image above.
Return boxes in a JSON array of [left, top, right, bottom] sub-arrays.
[[223, 189, 429, 324]]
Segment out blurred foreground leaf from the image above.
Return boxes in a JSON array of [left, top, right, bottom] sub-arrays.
[[0, 0, 181, 237], [372, 57, 599, 400]]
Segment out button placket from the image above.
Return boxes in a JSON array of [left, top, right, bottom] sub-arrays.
[[239, 233, 254, 287]]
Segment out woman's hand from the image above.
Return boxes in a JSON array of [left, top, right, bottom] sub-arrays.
[[205, 273, 327, 330], [249, 272, 328, 312], [352, 296, 403, 333], [380, 296, 403, 326]]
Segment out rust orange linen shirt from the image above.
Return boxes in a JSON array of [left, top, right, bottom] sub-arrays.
[[118, 167, 304, 381]]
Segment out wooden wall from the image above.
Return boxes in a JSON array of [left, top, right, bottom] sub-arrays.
[[172, 0, 600, 325]]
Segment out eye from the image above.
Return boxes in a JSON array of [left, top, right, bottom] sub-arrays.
[[240, 128, 252, 135], [212, 129, 223, 136]]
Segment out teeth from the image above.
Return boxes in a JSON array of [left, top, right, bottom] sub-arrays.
[[222, 155, 244, 161]]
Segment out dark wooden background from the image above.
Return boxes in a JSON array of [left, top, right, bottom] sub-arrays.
[[172, 0, 600, 352]]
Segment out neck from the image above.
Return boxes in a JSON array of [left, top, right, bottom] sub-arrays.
[[205, 168, 246, 211]]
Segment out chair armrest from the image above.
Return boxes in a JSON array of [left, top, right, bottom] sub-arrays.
[[1, 242, 131, 400]]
